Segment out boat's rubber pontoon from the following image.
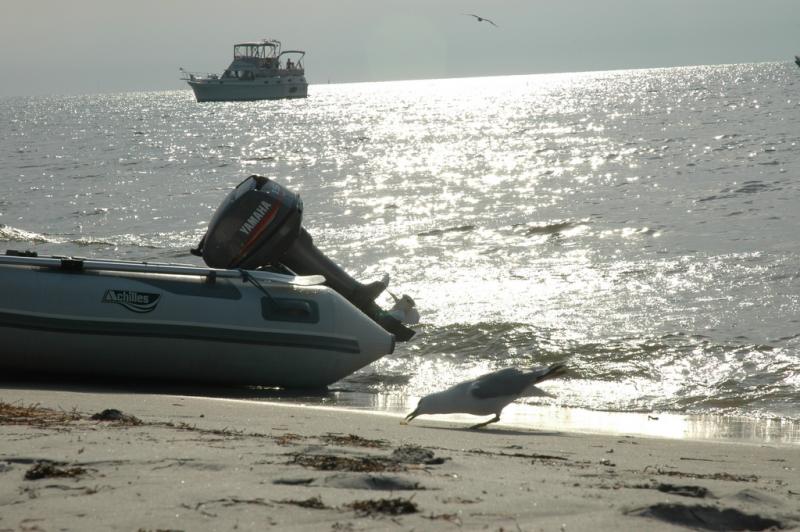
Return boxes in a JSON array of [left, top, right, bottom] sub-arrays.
[[0, 177, 414, 388]]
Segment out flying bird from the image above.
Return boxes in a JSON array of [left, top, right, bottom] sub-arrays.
[[387, 292, 420, 325], [403, 363, 567, 429], [464, 13, 498, 27]]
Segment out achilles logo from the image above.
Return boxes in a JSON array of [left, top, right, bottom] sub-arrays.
[[239, 200, 273, 236], [102, 290, 161, 313]]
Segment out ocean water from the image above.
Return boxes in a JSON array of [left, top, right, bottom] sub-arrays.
[[2, 62, 799, 440]]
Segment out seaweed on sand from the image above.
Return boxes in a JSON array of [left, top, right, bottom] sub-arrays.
[[290, 454, 405, 473], [0, 401, 81, 426], [24, 462, 87, 481], [346, 497, 419, 516], [321, 433, 389, 448], [274, 496, 330, 509]]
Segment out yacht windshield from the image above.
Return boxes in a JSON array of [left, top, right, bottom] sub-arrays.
[[234, 42, 277, 60]]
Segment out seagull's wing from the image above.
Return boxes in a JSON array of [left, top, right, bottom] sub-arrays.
[[521, 385, 557, 398], [469, 368, 533, 399], [485, 18, 498, 27], [470, 364, 567, 399], [464, 13, 480, 19]]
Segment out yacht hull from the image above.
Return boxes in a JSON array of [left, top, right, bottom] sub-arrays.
[[188, 78, 308, 102]]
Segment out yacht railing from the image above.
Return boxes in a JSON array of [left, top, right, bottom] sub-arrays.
[[179, 68, 219, 81]]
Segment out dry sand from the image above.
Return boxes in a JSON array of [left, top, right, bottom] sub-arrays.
[[1, 386, 798, 531]]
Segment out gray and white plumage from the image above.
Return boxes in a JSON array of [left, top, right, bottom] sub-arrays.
[[387, 292, 420, 325], [403, 363, 566, 429]]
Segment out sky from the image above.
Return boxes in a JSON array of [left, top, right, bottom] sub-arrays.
[[0, 0, 798, 97]]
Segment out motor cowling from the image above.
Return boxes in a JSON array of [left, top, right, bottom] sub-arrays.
[[197, 175, 303, 269], [193, 175, 414, 341]]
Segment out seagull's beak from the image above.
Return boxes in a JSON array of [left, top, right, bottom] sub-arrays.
[[401, 408, 420, 425]]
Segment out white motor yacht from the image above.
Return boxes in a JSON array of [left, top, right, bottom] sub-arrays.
[[181, 39, 307, 102]]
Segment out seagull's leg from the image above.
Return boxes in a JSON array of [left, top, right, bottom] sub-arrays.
[[469, 415, 501, 430]]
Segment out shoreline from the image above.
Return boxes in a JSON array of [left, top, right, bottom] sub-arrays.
[[2, 385, 799, 531], [246, 399, 800, 446], [2, 376, 799, 445]]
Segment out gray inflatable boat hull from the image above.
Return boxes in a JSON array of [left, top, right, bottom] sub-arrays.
[[0, 255, 395, 388]]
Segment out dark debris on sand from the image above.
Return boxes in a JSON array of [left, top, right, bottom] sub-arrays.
[[391, 444, 446, 465], [628, 503, 783, 531], [646, 467, 758, 483], [346, 497, 419, 517], [274, 432, 305, 445], [290, 454, 405, 473], [274, 495, 330, 510], [321, 433, 389, 448], [24, 461, 87, 481], [90, 408, 143, 425], [631, 482, 712, 498], [289, 443, 447, 473], [656, 483, 712, 499]]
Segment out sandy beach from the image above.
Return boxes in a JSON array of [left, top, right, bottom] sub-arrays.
[[1, 385, 798, 531]]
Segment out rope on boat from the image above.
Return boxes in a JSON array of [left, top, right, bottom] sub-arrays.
[[238, 269, 276, 305]]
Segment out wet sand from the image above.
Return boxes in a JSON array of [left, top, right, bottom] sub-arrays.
[[1, 387, 799, 531]]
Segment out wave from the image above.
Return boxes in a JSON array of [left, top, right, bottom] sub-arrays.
[[0, 224, 60, 244], [698, 179, 777, 202], [518, 220, 580, 236], [71, 208, 109, 217], [0, 225, 202, 254], [417, 225, 476, 237]]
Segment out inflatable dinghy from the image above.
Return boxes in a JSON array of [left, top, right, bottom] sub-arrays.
[[0, 176, 414, 388]]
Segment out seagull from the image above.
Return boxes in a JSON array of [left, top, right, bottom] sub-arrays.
[[403, 363, 567, 429], [387, 291, 420, 325], [464, 13, 498, 27]]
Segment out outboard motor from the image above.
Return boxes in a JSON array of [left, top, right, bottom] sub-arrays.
[[192, 175, 414, 341]]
